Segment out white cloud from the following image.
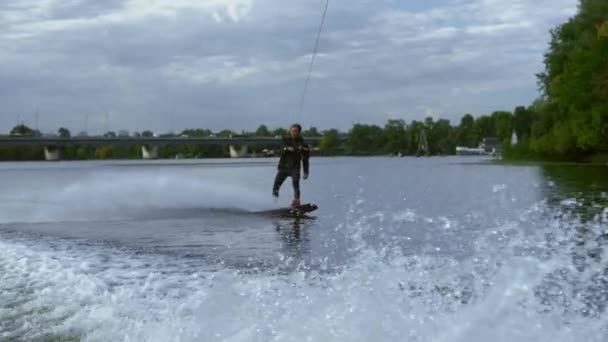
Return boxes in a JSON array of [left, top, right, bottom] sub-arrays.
[[1, 0, 253, 39], [465, 22, 533, 35], [0, 0, 579, 133], [116, 0, 253, 22]]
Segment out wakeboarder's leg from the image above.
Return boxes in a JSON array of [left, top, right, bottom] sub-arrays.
[[291, 170, 301, 208], [273, 170, 288, 198]]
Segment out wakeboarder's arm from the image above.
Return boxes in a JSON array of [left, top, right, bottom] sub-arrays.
[[282, 135, 294, 152], [302, 143, 310, 178]]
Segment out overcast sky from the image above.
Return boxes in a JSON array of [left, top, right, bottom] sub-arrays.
[[1, 0, 577, 135]]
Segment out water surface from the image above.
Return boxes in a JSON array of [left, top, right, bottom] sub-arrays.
[[0, 157, 606, 341]]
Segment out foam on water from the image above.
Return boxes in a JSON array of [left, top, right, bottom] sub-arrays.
[[1, 198, 607, 341]]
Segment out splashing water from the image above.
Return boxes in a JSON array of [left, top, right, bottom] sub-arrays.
[[0, 169, 275, 224], [1, 196, 607, 341]]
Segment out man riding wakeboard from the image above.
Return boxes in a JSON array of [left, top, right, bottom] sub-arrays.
[[272, 123, 310, 208]]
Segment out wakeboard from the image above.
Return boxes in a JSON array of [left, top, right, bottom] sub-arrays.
[[256, 203, 318, 219]]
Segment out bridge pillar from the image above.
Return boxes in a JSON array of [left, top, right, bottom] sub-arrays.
[[229, 145, 248, 158], [44, 146, 61, 161], [141, 145, 159, 159]]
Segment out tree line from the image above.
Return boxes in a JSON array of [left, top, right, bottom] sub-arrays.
[[505, 0, 608, 161], [0, 111, 522, 161]]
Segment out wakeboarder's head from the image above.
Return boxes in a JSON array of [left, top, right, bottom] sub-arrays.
[[290, 124, 302, 139]]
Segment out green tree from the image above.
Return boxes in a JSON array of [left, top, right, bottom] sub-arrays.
[[382, 119, 408, 154], [457, 114, 477, 147], [424, 117, 435, 130], [181, 129, 212, 137], [513, 106, 533, 141], [272, 128, 288, 137], [303, 126, 321, 137], [76, 147, 89, 160], [217, 129, 236, 137], [491, 111, 513, 143], [406, 120, 426, 155], [475, 115, 495, 139], [95, 146, 115, 159], [346, 124, 385, 155], [430, 119, 455, 155], [319, 129, 341, 154], [58, 127, 71, 138], [598, 20, 608, 37], [255, 125, 271, 137], [10, 124, 37, 136], [533, 0, 608, 156]]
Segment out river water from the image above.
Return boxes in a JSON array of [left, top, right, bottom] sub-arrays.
[[0, 157, 607, 341]]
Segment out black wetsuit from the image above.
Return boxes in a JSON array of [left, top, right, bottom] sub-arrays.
[[272, 135, 310, 200]]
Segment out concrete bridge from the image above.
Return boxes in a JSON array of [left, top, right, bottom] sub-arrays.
[[0, 136, 331, 160]]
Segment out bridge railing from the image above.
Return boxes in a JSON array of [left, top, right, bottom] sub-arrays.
[[0, 136, 327, 147]]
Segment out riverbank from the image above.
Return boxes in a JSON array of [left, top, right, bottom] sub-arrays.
[[500, 142, 608, 165], [500, 154, 608, 166]]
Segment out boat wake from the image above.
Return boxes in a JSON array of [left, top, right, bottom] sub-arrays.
[[1, 197, 607, 341], [0, 171, 276, 224]]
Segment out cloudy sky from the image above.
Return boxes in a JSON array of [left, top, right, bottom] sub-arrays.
[[1, 0, 577, 134]]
